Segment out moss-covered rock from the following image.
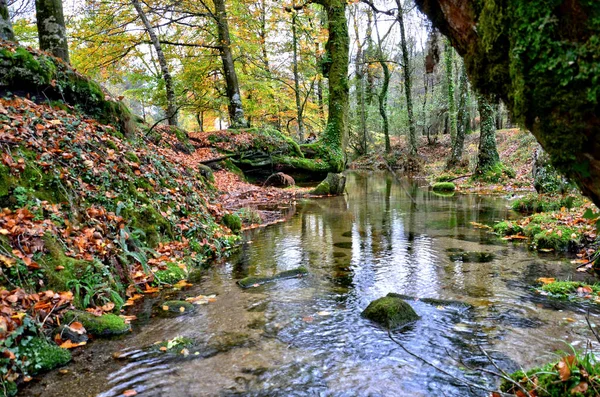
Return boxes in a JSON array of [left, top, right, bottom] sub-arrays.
[[158, 300, 195, 317], [21, 337, 71, 374], [361, 295, 420, 329], [197, 164, 214, 183], [311, 173, 346, 195], [448, 251, 495, 263], [511, 194, 584, 213], [152, 336, 195, 353], [237, 266, 308, 288], [222, 213, 242, 234], [493, 220, 524, 236], [431, 182, 456, 192], [387, 293, 474, 310], [153, 262, 186, 285], [208, 332, 251, 352], [63, 311, 130, 336]]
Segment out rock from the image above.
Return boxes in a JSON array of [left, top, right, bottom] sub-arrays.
[[264, 172, 295, 187], [158, 300, 195, 317], [237, 266, 308, 288], [432, 182, 456, 192], [63, 311, 130, 337], [448, 251, 495, 263], [361, 296, 420, 329], [54, 324, 88, 344], [387, 293, 473, 310], [208, 331, 252, 352], [311, 173, 346, 195], [197, 164, 214, 182]]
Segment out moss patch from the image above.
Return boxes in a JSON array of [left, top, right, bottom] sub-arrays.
[[493, 221, 524, 235], [511, 194, 585, 213], [431, 182, 456, 192], [222, 213, 242, 234], [21, 337, 71, 374], [153, 262, 186, 285], [361, 296, 420, 329], [63, 311, 130, 336]]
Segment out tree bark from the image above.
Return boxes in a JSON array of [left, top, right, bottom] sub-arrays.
[[476, 94, 499, 173], [35, 0, 69, 62], [132, 0, 177, 126], [444, 39, 456, 145], [313, 0, 349, 171], [447, 62, 468, 167], [213, 0, 248, 128], [378, 57, 391, 153], [291, 10, 304, 141], [395, 0, 417, 156], [0, 0, 14, 41], [353, 6, 367, 155]]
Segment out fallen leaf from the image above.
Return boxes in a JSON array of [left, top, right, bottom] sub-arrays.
[[59, 340, 86, 349], [317, 311, 331, 316], [557, 357, 572, 381], [571, 381, 588, 394], [68, 321, 86, 334], [537, 277, 556, 285], [123, 390, 138, 397], [162, 305, 169, 311], [159, 346, 167, 352], [302, 316, 314, 323]]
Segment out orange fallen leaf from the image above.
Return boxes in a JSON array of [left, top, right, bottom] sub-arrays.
[[571, 382, 588, 394], [144, 286, 160, 294], [59, 340, 87, 349], [68, 321, 86, 334], [537, 277, 556, 285], [123, 390, 138, 397]]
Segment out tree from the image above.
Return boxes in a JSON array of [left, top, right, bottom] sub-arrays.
[[395, 0, 417, 156], [131, 0, 178, 126], [374, 15, 391, 153], [35, 0, 69, 62], [312, 0, 349, 171], [447, 62, 468, 168], [213, 0, 248, 128], [289, 7, 305, 141], [444, 39, 456, 144], [475, 94, 499, 174], [1, 0, 14, 41], [414, 0, 600, 206]]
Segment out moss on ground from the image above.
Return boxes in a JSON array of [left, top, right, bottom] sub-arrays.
[[222, 213, 242, 234], [21, 337, 71, 374], [512, 194, 585, 213], [361, 296, 420, 329], [432, 182, 456, 192], [153, 263, 187, 285], [539, 280, 600, 298], [493, 221, 523, 235], [63, 311, 130, 336], [238, 266, 308, 288]]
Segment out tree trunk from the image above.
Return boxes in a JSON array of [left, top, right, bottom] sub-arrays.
[[365, 10, 375, 106], [291, 11, 304, 142], [259, 0, 269, 71], [396, 0, 417, 156], [0, 0, 14, 41], [378, 58, 391, 153], [476, 95, 499, 173], [353, 6, 367, 156], [213, 0, 248, 128], [131, 0, 177, 126], [447, 62, 468, 168], [314, 0, 349, 172], [196, 111, 204, 132], [35, 0, 69, 63], [315, 41, 325, 125], [444, 40, 456, 145]]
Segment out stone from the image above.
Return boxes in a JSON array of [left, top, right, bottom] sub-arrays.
[[63, 311, 130, 337], [158, 300, 195, 317], [361, 296, 419, 329], [237, 266, 308, 288], [311, 173, 346, 195], [264, 172, 295, 187]]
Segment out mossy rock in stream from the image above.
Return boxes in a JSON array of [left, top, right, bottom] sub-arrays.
[[448, 251, 495, 263], [63, 311, 130, 336], [21, 337, 72, 374], [361, 296, 420, 329], [208, 332, 252, 352], [237, 266, 308, 288], [311, 173, 346, 195], [158, 300, 195, 317], [432, 182, 456, 193], [386, 293, 474, 310]]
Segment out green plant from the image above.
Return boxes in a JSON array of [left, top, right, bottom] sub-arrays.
[[66, 261, 124, 309]]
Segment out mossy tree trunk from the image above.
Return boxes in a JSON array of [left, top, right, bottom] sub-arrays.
[[476, 95, 499, 174], [447, 62, 468, 168], [444, 40, 457, 145], [414, 0, 600, 207], [290, 10, 305, 142], [0, 0, 14, 41], [353, 7, 367, 156], [396, 0, 417, 157], [214, 0, 248, 129], [35, 0, 69, 63], [131, 0, 177, 126]]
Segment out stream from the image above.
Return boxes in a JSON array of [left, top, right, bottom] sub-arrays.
[[22, 171, 600, 397]]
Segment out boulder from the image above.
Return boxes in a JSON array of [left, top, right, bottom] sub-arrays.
[[264, 172, 295, 187], [238, 266, 308, 288], [63, 311, 130, 337], [361, 295, 419, 329], [158, 300, 195, 317], [311, 173, 346, 195]]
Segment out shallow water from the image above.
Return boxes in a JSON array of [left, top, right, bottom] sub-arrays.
[[23, 172, 600, 397]]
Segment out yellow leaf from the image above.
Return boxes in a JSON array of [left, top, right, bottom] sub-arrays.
[[537, 277, 556, 285], [162, 305, 169, 311]]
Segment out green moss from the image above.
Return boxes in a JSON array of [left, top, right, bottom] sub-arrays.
[[21, 337, 71, 374], [432, 182, 456, 192], [540, 280, 600, 297], [361, 296, 420, 329], [197, 164, 214, 183], [448, 251, 495, 262], [532, 226, 582, 251], [125, 151, 140, 163], [63, 311, 130, 336], [153, 262, 186, 285], [473, 162, 514, 183], [310, 173, 346, 195], [0, 380, 17, 397], [493, 221, 523, 235], [222, 213, 242, 234], [511, 194, 585, 213], [387, 293, 474, 310], [152, 336, 194, 353], [120, 204, 172, 247], [237, 266, 308, 288], [158, 300, 195, 317], [105, 140, 118, 151]]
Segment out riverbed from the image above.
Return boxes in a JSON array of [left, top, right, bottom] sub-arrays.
[[22, 171, 600, 396]]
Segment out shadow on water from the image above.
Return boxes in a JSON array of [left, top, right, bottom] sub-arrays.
[[21, 171, 600, 397]]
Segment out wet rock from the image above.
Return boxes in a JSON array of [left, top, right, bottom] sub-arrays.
[[158, 300, 195, 317], [63, 311, 130, 337], [448, 251, 495, 263], [54, 324, 88, 344], [387, 293, 474, 310], [361, 296, 420, 329], [341, 231, 352, 238], [311, 173, 346, 195], [264, 172, 295, 187], [333, 242, 352, 249], [237, 266, 308, 288], [208, 332, 252, 352]]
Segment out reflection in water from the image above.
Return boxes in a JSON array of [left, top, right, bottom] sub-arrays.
[[23, 172, 600, 397]]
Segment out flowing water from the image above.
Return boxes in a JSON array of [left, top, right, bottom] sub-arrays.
[[23, 172, 600, 397]]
